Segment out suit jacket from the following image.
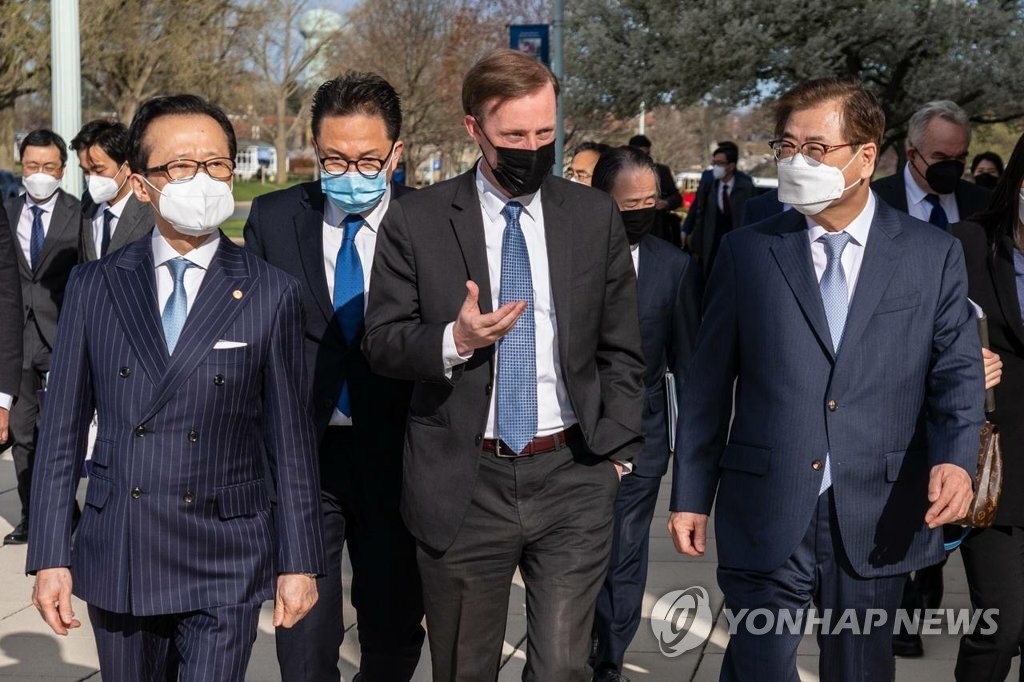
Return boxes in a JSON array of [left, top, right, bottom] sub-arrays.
[[26, 235, 325, 615], [6, 190, 81, 360], [79, 193, 154, 262], [953, 220, 1024, 526], [683, 171, 756, 277], [635, 235, 700, 478], [0, 196, 22, 398], [740, 188, 785, 227], [362, 170, 646, 551], [243, 181, 414, 442], [670, 197, 985, 577], [872, 168, 991, 223]]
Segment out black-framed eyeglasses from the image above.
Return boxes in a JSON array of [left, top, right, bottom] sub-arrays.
[[143, 157, 235, 183], [317, 143, 395, 179], [769, 140, 860, 163]]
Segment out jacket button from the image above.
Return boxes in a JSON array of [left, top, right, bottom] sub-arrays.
[[119, 367, 131, 378], [475, 434, 483, 446], [827, 399, 838, 412], [187, 430, 199, 443], [131, 487, 142, 499], [485, 383, 493, 395], [183, 491, 194, 504], [213, 374, 225, 386], [812, 459, 823, 471], [134, 425, 146, 438]]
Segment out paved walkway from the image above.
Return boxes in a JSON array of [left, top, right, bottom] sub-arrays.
[[0, 449, 1016, 680]]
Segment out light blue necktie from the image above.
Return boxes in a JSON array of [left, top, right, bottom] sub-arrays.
[[818, 231, 852, 494], [497, 201, 537, 454], [29, 205, 44, 269], [162, 257, 195, 355], [333, 215, 365, 415]]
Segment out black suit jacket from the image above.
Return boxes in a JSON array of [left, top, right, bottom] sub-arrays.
[[362, 170, 646, 551], [79, 193, 154, 262], [740, 188, 786, 227], [872, 167, 991, 223], [243, 181, 414, 443], [5, 190, 82, 360], [953, 220, 1024, 526], [635, 235, 700, 477], [683, 171, 756, 276], [0, 196, 22, 398]]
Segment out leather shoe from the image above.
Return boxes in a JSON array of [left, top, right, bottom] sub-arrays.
[[892, 633, 924, 658], [3, 521, 27, 545], [594, 668, 631, 682]]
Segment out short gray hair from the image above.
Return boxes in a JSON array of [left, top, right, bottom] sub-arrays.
[[906, 100, 970, 150]]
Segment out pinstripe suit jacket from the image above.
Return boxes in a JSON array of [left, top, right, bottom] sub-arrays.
[[670, 197, 985, 577], [26, 234, 325, 616]]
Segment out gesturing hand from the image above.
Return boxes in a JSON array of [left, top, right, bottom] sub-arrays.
[[452, 281, 527, 356]]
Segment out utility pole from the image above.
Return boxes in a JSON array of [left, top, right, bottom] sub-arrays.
[[51, 0, 82, 197], [552, 0, 565, 174], [638, 100, 646, 135]]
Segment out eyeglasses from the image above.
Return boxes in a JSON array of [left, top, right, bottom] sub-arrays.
[[23, 162, 63, 174], [318, 144, 395, 179], [566, 169, 592, 181], [143, 158, 235, 183], [769, 140, 860, 163]]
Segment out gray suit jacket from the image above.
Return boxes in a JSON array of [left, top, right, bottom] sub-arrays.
[[0, 196, 22, 397], [6, 190, 81, 361], [79, 194, 153, 262]]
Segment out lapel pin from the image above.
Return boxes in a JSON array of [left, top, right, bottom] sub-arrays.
[[232, 289, 243, 300]]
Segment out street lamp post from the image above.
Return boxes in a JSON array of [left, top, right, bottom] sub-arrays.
[[51, 0, 82, 197], [552, 0, 565, 174]]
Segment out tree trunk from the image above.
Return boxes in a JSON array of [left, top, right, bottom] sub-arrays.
[[0, 105, 14, 170], [275, 92, 288, 182]]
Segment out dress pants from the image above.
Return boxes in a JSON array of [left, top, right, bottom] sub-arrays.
[[8, 324, 49, 525], [956, 525, 1024, 681], [717, 490, 905, 682], [593, 472, 663, 673], [88, 603, 261, 682], [417, 438, 620, 682], [276, 426, 424, 682]]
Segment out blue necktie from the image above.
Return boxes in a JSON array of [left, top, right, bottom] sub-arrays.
[[333, 215, 365, 415], [818, 231, 852, 494], [162, 257, 194, 355], [101, 209, 114, 256], [497, 201, 537, 454], [924, 194, 949, 231], [29, 205, 44, 269]]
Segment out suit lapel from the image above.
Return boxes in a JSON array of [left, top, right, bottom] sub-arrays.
[[139, 236, 254, 423], [449, 171, 493, 314], [109, 196, 154, 251], [294, 186, 336, 325], [769, 212, 836, 358], [540, 177, 572, 363], [991, 233, 1024, 346], [37, 191, 76, 269], [636, 236, 655, 314], [104, 239, 168, 383]]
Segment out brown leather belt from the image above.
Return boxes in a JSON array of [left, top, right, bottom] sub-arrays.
[[482, 425, 580, 458]]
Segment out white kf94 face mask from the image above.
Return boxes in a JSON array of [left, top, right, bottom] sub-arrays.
[[144, 172, 234, 237], [776, 147, 863, 216]]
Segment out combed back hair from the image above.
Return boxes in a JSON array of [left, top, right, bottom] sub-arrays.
[[774, 78, 886, 148], [573, 141, 611, 157], [462, 48, 559, 121], [71, 120, 130, 165], [713, 144, 738, 164], [906, 100, 971, 150], [20, 129, 68, 165], [311, 71, 402, 141], [591, 145, 660, 196], [127, 94, 236, 173]]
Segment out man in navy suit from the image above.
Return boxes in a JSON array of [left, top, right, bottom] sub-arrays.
[[669, 78, 984, 680], [245, 72, 424, 682], [27, 95, 325, 682], [590, 146, 700, 681]]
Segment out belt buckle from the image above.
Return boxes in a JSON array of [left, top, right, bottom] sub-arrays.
[[493, 440, 521, 458]]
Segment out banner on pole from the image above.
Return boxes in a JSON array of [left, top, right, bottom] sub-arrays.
[[509, 24, 550, 66]]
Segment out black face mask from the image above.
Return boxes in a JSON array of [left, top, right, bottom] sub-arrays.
[[478, 127, 555, 197], [973, 173, 999, 189], [912, 153, 964, 195], [620, 207, 658, 245]]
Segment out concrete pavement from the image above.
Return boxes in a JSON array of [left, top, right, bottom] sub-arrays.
[[0, 448, 1016, 680]]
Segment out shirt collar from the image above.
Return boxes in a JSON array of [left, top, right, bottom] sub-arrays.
[[323, 184, 392, 234], [25, 191, 58, 212], [151, 228, 221, 270], [474, 162, 543, 223], [805, 191, 876, 248], [101, 192, 132, 219], [903, 162, 936, 208]]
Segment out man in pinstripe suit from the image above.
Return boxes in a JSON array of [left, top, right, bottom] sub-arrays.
[[26, 95, 325, 682]]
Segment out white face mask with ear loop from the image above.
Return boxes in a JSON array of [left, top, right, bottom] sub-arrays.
[[86, 163, 128, 204], [142, 172, 235, 237], [776, 147, 864, 216]]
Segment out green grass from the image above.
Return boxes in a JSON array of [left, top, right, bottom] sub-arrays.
[[222, 218, 246, 241], [232, 179, 307, 202]]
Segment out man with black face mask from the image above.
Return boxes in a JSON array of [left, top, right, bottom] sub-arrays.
[[363, 48, 645, 680], [873, 100, 990, 230]]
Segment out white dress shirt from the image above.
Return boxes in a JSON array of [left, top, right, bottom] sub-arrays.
[[17, 192, 58, 264], [805, 191, 876, 301], [152, 229, 220, 317], [442, 166, 576, 439], [630, 242, 640, 275], [92, 192, 132, 258], [903, 162, 959, 225], [322, 185, 392, 426]]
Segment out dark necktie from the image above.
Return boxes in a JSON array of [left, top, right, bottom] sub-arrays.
[[333, 214, 365, 415], [924, 194, 949, 231], [101, 209, 114, 257], [29, 205, 44, 269], [721, 183, 731, 219]]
